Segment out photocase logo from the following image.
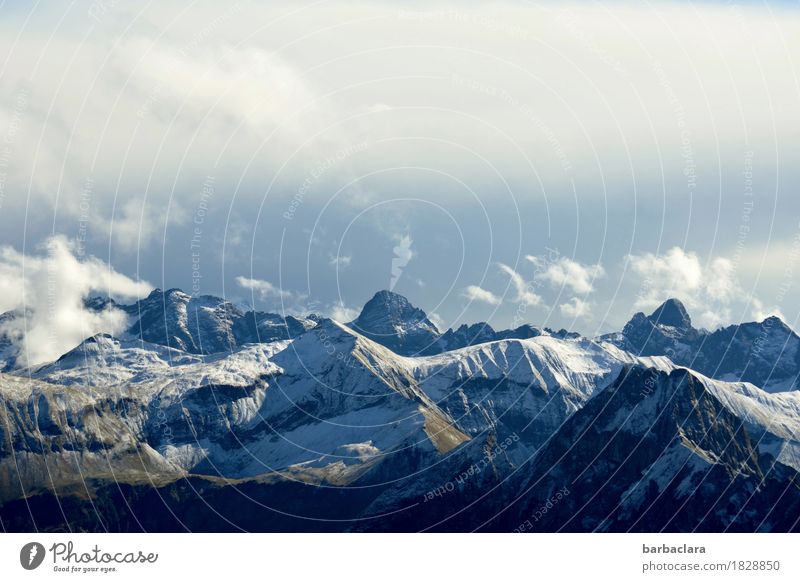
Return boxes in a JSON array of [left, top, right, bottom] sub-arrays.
[[20, 542, 46, 570]]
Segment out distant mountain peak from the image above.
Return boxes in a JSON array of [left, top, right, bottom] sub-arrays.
[[362, 289, 416, 312], [352, 290, 439, 335], [347, 290, 439, 355], [761, 314, 789, 329], [648, 298, 692, 329]]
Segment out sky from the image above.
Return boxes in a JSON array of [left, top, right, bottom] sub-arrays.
[[1, 0, 800, 365]]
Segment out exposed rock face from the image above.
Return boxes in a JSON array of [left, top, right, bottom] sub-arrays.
[[649, 297, 693, 329], [348, 290, 441, 356], [0, 310, 21, 372], [486, 366, 800, 532], [348, 291, 572, 356], [112, 288, 316, 354]]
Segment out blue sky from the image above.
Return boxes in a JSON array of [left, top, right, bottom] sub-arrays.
[[1, 0, 799, 354]]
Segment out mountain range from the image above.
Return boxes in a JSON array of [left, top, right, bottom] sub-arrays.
[[1, 289, 799, 532]]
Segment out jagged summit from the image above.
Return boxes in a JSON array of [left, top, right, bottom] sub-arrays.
[[6, 287, 800, 390], [761, 314, 791, 331], [81, 287, 314, 356], [647, 298, 692, 329], [604, 297, 800, 392], [348, 290, 440, 356], [352, 290, 439, 332]]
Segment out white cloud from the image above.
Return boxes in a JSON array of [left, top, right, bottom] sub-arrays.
[[390, 235, 414, 291], [108, 197, 187, 251], [0, 2, 798, 336], [463, 285, 502, 306], [235, 276, 291, 300], [0, 13, 332, 255], [498, 263, 542, 306], [529, 256, 605, 295], [560, 297, 592, 319], [119, 38, 318, 138], [329, 301, 359, 323], [750, 298, 785, 323], [626, 246, 753, 328], [0, 236, 153, 367], [329, 254, 352, 269], [628, 247, 722, 304]]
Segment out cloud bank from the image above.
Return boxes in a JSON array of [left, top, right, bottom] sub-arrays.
[[0, 236, 152, 366], [499, 263, 542, 307], [626, 246, 776, 329], [235, 276, 291, 300], [463, 285, 502, 305], [530, 256, 605, 295]]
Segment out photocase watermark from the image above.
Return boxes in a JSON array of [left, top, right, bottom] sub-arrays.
[[510, 246, 562, 329], [751, 317, 777, 357], [422, 433, 520, 502], [397, 9, 532, 41], [0, 87, 28, 211], [654, 60, 696, 194], [513, 486, 571, 531], [135, 4, 243, 118], [180, 3, 243, 57], [46, 240, 60, 345], [284, 141, 370, 221], [76, 177, 94, 259], [310, 321, 360, 369], [190, 175, 215, 295], [451, 74, 573, 174], [149, 398, 177, 448], [87, 0, 121, 23], [555, 9, 627, 76], [639, 368, 660, 398], [730, 149, 755, 278], [137, 84, 164, 121]]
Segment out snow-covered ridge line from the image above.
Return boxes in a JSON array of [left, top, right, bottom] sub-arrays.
[[4, 288, 799, 395], [3, 293, 800, 531]]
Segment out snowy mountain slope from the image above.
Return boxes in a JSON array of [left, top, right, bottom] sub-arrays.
[[0, 319, 475, 505], [0, 373, 184, 504], [2, 289, 800, 531], [410, 336, 671, 451], [176, 320, 470, 479], [120, 288, 317, 354], [346, 290, 578, 356], [0, 320, 676, 529], [480, 365, 800, 532], [26, 333, 204, 386], [0, 316, 638, 503], [433, 322, 569, 352], [691, 374, 800, 473]]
